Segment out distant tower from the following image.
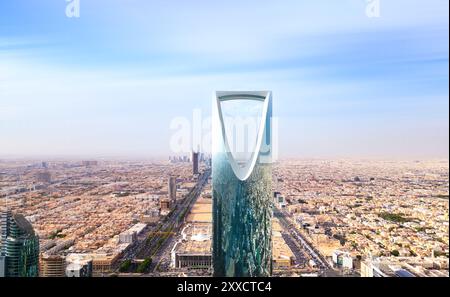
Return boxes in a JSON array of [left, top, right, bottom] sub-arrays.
[[168, 176, 177, 202], [36, 171, 51, 183], [0, 211, 39, 277], [192, 151, 199, 175]]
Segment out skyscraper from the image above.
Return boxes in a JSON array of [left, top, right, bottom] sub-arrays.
[[212, 91, 273, 277], [36, 171, 51, 183], [0, 211, 40, 277], [0, 210, 11, 277], [192, 151, 199, 175], [168, 176, 177, 202]]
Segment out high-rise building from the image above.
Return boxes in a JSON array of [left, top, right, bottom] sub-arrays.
[[192, 151, 199, 175], [36, 171, 51, 183], [160, 198, 171, 211], [0, 211, 40, 277], [0, 210, 10, 246], [0, 256, 5, 277], [212, 91, 273, 277], [0, 210, 11, 277], [168, 176, 177, 202]]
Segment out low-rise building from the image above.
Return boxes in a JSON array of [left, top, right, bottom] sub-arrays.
[[40, 254, 66, 277], [272, 219, 294, 269], [65, 254, 93, 277], [361, 256, 449, 277], [171, 223, 211, 270], [118, 223, 147, 244], [332, 250, 353, 270]]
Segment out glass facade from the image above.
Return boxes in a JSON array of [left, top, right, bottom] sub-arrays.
[[212, 91, 273, 277], [0, 211, 39, 277]]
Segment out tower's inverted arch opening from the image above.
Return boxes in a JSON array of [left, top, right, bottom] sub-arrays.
[[219, 97, 264, 167], [215, 91, 271, 181]]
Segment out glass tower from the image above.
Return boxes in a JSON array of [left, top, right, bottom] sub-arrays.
[[0, 211, 39, 277], [212, 91, 273, 277]]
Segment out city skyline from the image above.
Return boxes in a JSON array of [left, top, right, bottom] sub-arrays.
[[0, 157, 447, 278], [0, 0, 448, 158], [0, 0, 449, 287]]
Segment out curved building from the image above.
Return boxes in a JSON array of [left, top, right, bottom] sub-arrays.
[[0, 211, 39, 277], [212, 91, 273, 277]]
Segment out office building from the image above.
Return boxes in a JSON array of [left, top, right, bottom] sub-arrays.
[[192, 152, 199, 175], [39, 239, 74, 277], [0, 256, 5, 277], [168, 176, 177, 202], [160, 198, 171, 211], [0, 211, 40, 277], [39, 254, 66, 277], [36, 171, 51, 183], [212, 91, 273, 277]]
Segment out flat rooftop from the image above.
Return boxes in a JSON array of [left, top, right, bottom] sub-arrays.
[[186, 198, 212, 223], [272, 218, 295, 261], [175, 223, 212, 255]]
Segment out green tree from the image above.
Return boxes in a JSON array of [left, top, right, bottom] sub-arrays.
[[136, 258, 152, 273], [391, 250, 400, 257], [119, 259, 132, 273]]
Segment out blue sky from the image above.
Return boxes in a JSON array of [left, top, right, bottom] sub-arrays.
[[0, 0, 448, 158]]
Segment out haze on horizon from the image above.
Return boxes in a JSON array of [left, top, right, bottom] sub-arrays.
[[0, 1, 448, 159]]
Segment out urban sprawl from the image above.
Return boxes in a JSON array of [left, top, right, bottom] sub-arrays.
[[0, 157, 448, 277]]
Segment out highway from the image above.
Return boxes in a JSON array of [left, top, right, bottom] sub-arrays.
[[119, 172, 329, 275], [119, 169, 210, 273], [274, 208, 332, 270], [280, 232, 309, 267]]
